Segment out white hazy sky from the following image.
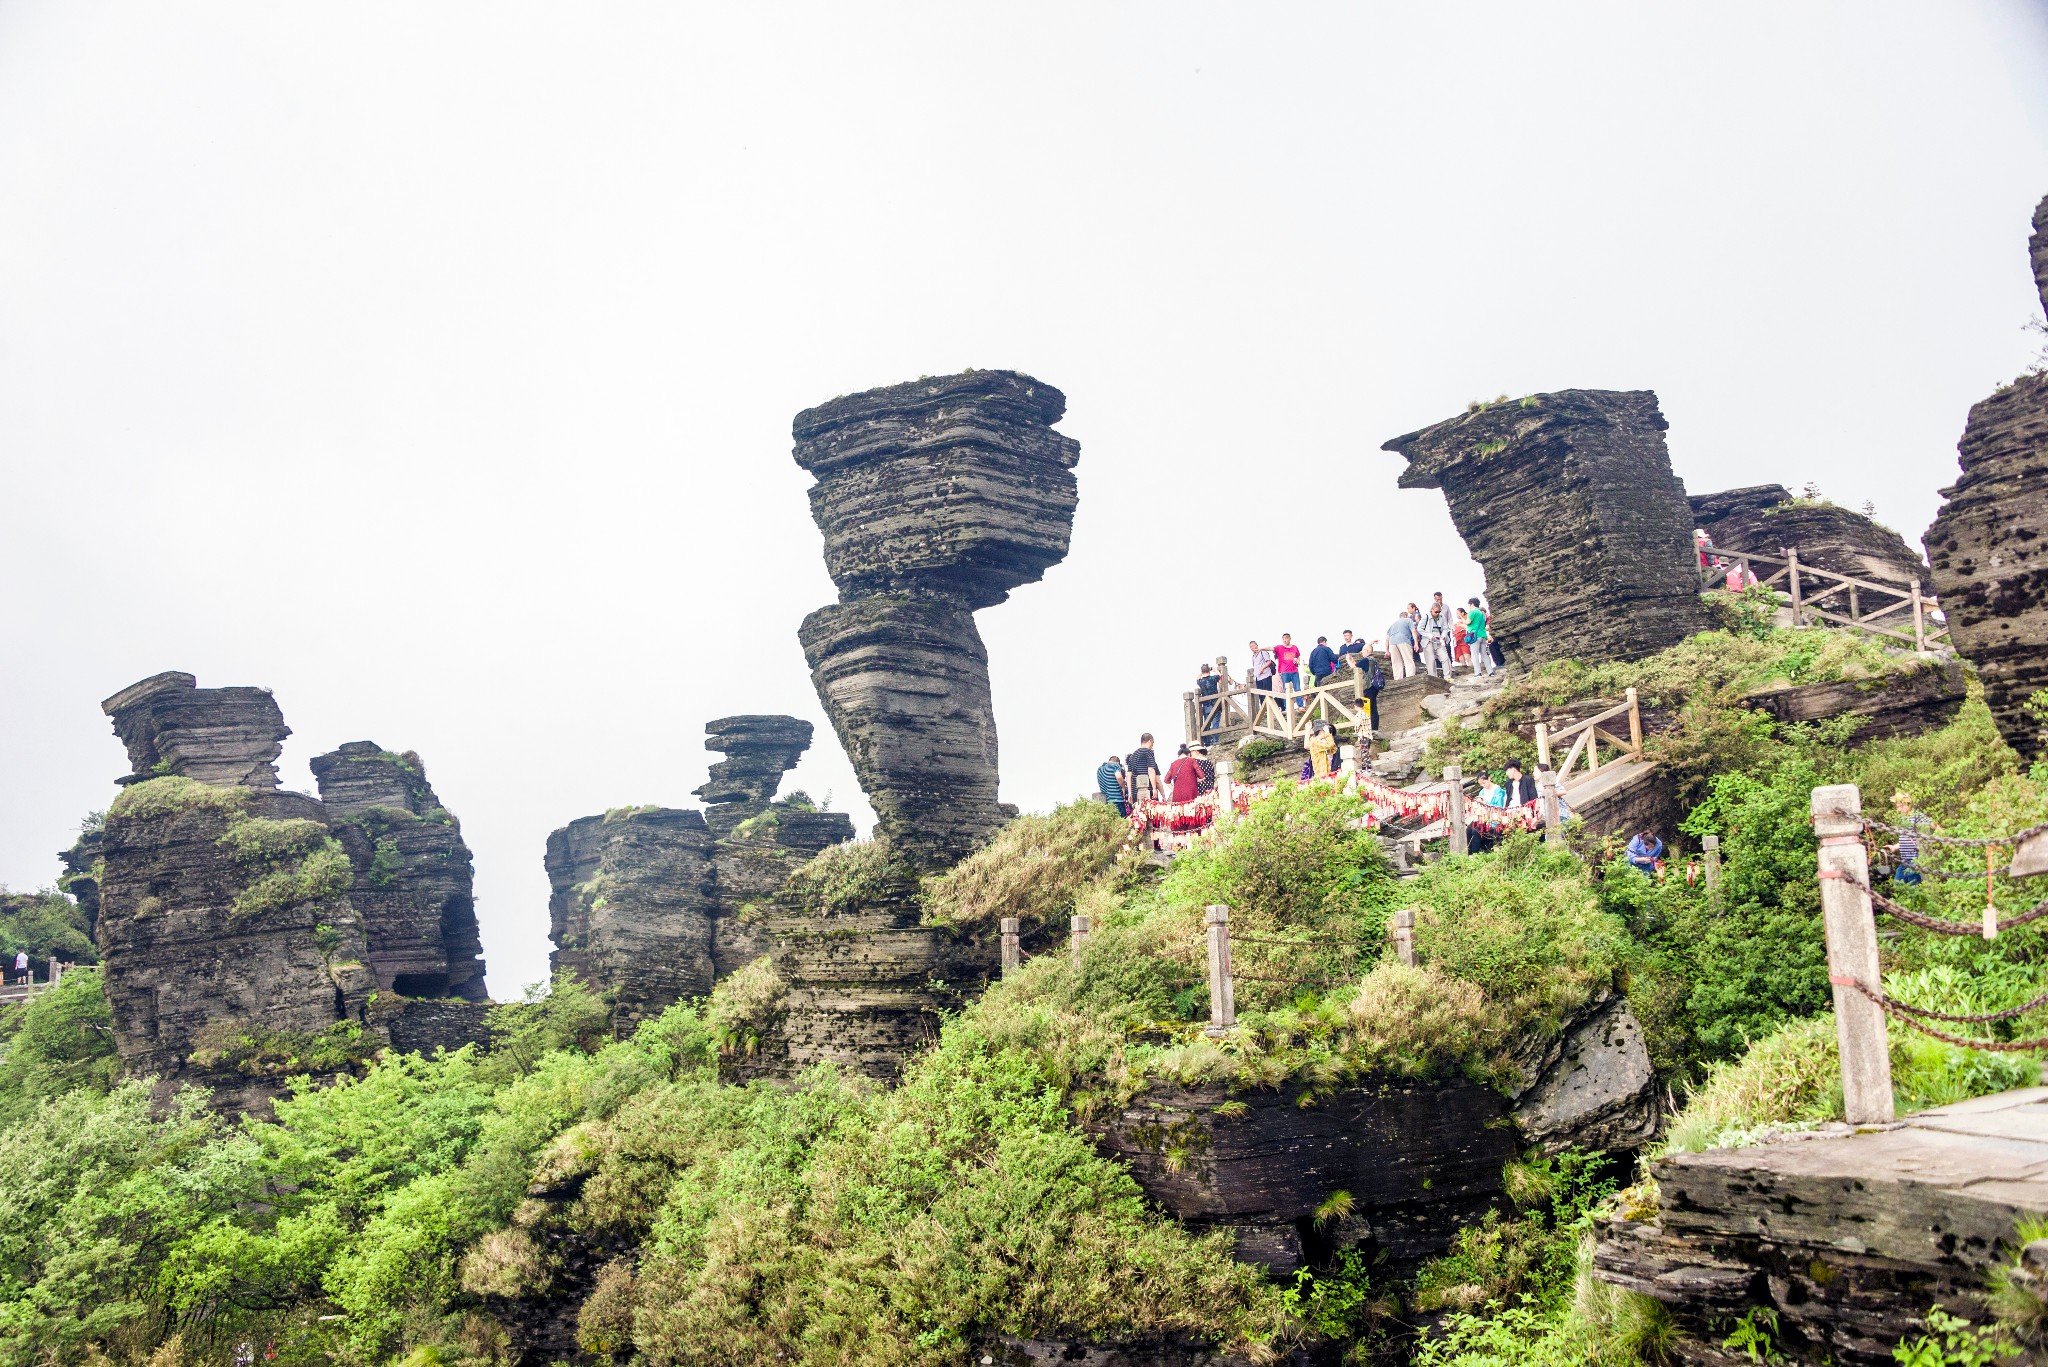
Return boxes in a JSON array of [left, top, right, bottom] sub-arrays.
[[4, 4, 2047, 997]]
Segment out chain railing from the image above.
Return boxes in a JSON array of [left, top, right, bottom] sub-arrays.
[[1811, 784, 2048, 1122]]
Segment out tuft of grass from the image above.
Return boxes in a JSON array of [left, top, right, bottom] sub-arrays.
[[921, 800, 1134, 931], [107, 776, 249, 822], [783, 839, 915, 915]]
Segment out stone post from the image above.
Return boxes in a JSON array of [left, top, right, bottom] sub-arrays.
[[1445, 765, 1467, 857], [1183, 691, 1198, 746], [1070, 913, 1090, 965], [1215, 759, 1235, 824], [1812, 784, 1894, 1126], [1204, 905, 1236, 1037], [1703, 833, 1721, 903], [1911, 579, 1928, 654], [1391, 908, 1416, 967], [1537, 768, 1563, 844], [1000, 917, 1021, 978], [1787, 546, 1805, 625]]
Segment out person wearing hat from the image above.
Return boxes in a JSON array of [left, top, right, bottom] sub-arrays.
[[1192, 742, 1216, 795], [1096, 753, 1129, 816], [1886, 790, 1932, 884]]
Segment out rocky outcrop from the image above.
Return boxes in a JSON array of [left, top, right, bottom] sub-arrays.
[[102, 670, 290, 789], [1924, 193, 2048, 760], [1739, 659, 1968, 743], [545, 808, 717, 1033], [312, 742, 486, 1001], [1690, 485, 1929, 588], [58, 830, 103, 935], [1088, 1078, 1520, 1276], [93, 673, 493, 1113], [547, 717, 855, 1029], [1505, 994, 1659, 1154], [793, 371, 1080, 870], [1593, 1088, 2048, 1365], [1384, 390, 1710, 668]]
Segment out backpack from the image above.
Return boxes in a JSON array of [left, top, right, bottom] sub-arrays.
[[1366, 658, 1385, 690]]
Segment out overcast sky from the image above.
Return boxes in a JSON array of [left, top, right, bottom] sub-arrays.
[[4, 3, 2047, 997]]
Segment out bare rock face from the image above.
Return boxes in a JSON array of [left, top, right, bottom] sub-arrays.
[[1690, 485, 1930, 588], [547, 716, 855, 1027], [311, 742, 487, 1002], [1384, 390, 1709, 667], [1506, 995, 1658, 1155], [545, 808, 717, 1032], [102, 671, 290, 789], [1925, 194, 2048, 760], [792, 370, 1079, 870]]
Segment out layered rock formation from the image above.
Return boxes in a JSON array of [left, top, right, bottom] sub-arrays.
[[1924, 193, 2048, 759], [546, 716, 854, 1030], [312, 742, 487, 1001], [1690, 485, 1929, 587], [793, 370, 1080, 870], [94, 673, 493, 1112], [1739, 659, 1968, 743], [103, 671, 290, 788], [1384, 390, 1709, 667]]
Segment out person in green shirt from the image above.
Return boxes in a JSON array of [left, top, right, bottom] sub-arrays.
[[1465, 598, 1495, 677]]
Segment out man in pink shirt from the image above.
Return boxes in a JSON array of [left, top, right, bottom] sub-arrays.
[[1274, 633, 1303, 709]]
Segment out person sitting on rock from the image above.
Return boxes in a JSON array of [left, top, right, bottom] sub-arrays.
[[1502, 761, 1537, 807], [1626, 828, 1665, 877]]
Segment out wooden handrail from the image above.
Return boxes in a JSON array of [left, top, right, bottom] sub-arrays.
[[1703, 542, 1950, 655], [1534, 687, 1644, 793]]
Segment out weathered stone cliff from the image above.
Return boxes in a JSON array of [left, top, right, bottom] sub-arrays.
[[793, 370, 1080, 870], [103, 670, 290, 788], [94, 673, 494, 1112], [546, 717, 854, 1028], [1925, 193, 2048, 760], [312, 741, 486, 1001], [1690, 484, 1930, 588], [1384, 390, 1709, 667]]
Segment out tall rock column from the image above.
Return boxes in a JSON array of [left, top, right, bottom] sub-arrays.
[[792, 370, 1081, 871], [95, 673, 378, 1115], [311, 741, 487, 1002], [1925, 193, 2048, 759], [1383, 390, 1709, 667]]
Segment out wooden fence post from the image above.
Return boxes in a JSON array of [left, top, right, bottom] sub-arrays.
[[1787, 547, 1805, 625], [1070, 914, 1090, 965], [1911, 579, 1928, 654], [1534, 721, 1552, 772], [1391, 908, 1416, 966], [1204, 905, 1236, 1037], [1812, 784, 1894, 1125], [1538, 767, 1563, 845], [1703, 834, 1721, 903], [1000, 917, 1020, 978], [1445, 764, 1467, 856], [1626, 686, 1643, 757]]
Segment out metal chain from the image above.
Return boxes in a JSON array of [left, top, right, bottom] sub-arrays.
[[1859, 877, 2048, 934], [1852, 810, 2048, 851], [1833, 975, 2048, 1052], [1227, 933, 1364, 950]]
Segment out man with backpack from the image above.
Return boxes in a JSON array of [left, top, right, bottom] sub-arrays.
[[1419, 593, 1455, 678], [1358, 651, 1386, 732]]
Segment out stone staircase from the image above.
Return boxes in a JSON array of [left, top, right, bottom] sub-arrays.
[[1370, 668, 1511, 782]]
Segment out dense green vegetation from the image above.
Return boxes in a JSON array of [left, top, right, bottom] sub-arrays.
[[6, 623, 2047, 1365]]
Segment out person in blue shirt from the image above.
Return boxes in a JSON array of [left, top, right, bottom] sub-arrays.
[[1385, 610, 1419, 679], [1096, 754, 1129, 817], [1308, 636, 1338, 683], [1335, 629, 1366, 664], [1625, 829, 1665, 877]]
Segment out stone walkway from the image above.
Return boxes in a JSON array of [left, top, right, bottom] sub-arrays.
[[1371, 668, 1508, 781]]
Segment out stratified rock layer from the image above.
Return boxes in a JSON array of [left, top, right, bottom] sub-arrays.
[[792, 371, 1078, 871], [545, 809, 717, 1032], [793, 370, 1081, 610], [102, 671, 290, 789], [312, 742, 487, 1001], [1690, 485, 1930, 588], [1925, 194, 2048, 760], [1384, 390, 1709, 667], [547, 716, 855, 1029]]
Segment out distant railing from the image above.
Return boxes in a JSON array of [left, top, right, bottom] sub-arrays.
[[1706, 545, 1950, 654], [1535, 687, 1644, 792], [1185, 660, 1375, 747]]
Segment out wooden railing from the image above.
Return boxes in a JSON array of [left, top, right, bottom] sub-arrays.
[[1534, 687, 1644, 794], [1705, 546, 1950, 653], [1186, 663, 1374, 746]]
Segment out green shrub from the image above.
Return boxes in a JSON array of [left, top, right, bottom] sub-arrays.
[[0, 968, 117, 1126], [0, 891, 95, 967], [106, 775, 249, 822], [783, 839, 914, 914], [232, 839, 352, 920], [921, 800, 1134, 930]]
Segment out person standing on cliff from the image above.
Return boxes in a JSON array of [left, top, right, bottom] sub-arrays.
[[11, 950, 26, 985], [1308, 635, 1338, 687], [1336, 629, 1365, 666], [1097, 754, 1129, 817], [1248, 640, 1277, 699], [1419, 594, 1454, 677], [1195, 663, 1222, 745], [1465, 598, 1495, 677], [1385, 610, 1418, 679], [1273, 634, 1304, 709], [1127, 734, 1164, 805]]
